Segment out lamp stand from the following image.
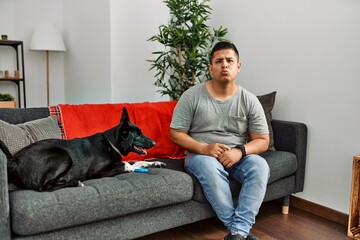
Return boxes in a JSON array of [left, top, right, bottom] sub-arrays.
[[45, 50, 50, 106]]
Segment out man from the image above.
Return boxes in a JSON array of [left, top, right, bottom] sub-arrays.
[[170, 42, 270, 240]]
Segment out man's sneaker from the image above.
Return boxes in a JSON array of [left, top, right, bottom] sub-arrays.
[[246, 233, 259, 240], [223, 233, 246, 240], [223, 232, 259, 240]]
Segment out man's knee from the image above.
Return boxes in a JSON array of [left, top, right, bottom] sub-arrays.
[[246, 155, 270, 181]]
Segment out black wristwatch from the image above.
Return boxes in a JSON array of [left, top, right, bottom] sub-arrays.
[[235, 145, 247, 159]]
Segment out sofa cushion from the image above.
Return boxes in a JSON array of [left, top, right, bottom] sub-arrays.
[[10, 168, 193, 236], [53, 101, 185, 161], [257, 91, 276, 151], [0, 116, 61, 155], [261, 151, 298, 183]]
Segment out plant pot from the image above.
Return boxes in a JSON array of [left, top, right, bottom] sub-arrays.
[[0, 101, 16, 108]]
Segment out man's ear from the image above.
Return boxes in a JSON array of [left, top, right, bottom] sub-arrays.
[[208, 64, 213, 76], [237, 61, 241, 73]]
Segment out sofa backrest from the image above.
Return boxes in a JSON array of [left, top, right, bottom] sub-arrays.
[[0, 108, 49, 124]]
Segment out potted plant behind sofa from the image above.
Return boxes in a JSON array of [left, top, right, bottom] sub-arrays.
[[148, 0, 228, 100], [0, 93, 15, 108]]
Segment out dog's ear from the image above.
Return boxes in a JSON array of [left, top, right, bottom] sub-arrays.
[[120, 107, 130, 124], [116, 107, 134, 155], [118, 108, 129, 139]]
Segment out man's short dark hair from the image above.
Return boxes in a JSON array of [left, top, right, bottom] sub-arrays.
[[209, 41, 239, 63]]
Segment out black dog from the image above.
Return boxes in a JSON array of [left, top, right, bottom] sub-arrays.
[[0, 108, 165, 191]]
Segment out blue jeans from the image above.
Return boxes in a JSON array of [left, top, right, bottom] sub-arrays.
[[185, 153, 269, 236]]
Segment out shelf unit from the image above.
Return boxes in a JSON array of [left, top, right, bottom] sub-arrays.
[[0, 40, 26, 108]]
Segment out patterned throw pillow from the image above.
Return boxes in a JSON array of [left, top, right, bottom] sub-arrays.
[[0, 116, 61, 155]]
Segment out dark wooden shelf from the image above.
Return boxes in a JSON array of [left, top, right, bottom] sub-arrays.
[[0, 40, 26, 107], [0, 40, 23, 47], [0, 78, 23, 81]]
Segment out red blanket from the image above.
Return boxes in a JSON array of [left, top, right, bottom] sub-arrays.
[[57, 101, 185, 161]]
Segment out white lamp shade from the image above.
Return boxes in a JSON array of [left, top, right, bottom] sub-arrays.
[[30, 23, 66, 52]]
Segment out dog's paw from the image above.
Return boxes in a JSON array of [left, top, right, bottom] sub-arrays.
[[124, 162, 135, 172], [131, 161, 166, 169], [152, 161, 166, 168]]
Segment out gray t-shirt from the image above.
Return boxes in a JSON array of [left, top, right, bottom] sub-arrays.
[[170, 82, 269, 147]]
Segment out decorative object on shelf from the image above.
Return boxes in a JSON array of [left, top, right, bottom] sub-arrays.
[[148, 0, 228, 100], [14, 70, 19, 79], [0, 40, 26, 107], [1, 35, 8, 40], [30, 23, 66, 106], [2, 70, 19, 79], [0, 93, 16, 108]]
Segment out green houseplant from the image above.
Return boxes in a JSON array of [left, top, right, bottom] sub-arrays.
[[148, 0, 228, 100], [0, 93, 16, 108], [0, 93, 15, 101]]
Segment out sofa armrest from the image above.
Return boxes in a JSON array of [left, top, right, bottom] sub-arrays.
[[0, 149, 11, 240], [271, 119, 308, 193]]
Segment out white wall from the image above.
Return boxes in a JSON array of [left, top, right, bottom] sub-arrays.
[[1, 0, 359, 214], [63, 0, 111, 104], [110, 0, 168, 103], [0, 0, 65, 107], [62, 0, 168, 104]]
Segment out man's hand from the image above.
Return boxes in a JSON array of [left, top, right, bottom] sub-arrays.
[[218, 148, 243, 168], [202, 143, 231, 158]]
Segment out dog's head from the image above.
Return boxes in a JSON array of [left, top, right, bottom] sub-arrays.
[[114, 108, 156, 156]]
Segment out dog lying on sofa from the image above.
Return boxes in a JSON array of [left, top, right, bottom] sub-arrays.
[[0, 108, 165, 191]]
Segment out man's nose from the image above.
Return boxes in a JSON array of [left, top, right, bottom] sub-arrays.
[[222, 60, 228, 68]]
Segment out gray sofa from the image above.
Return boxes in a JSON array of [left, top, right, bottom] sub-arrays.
[[0, 103, 307, 240]]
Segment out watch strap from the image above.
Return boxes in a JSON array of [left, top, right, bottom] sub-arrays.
[[235, 145, 247, 159]]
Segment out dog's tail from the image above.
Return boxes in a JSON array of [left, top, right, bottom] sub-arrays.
[[0, 139, 13, 160]]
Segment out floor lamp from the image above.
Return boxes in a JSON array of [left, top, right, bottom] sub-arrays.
[[30, 23, 66, 106]]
